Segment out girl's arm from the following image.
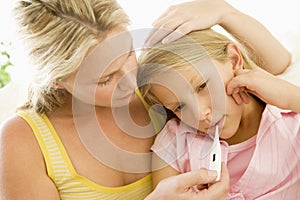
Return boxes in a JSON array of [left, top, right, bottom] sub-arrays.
[[0, 116, 60, 200], [145, 0, 291, 75]]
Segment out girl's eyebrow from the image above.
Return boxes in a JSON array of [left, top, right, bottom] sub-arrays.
[[190, 75, 204, 85], [190, 76, 197, 84]]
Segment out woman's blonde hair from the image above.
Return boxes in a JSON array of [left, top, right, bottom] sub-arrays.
[[137, 28, 256, 106], [14, 0, 129, 113]]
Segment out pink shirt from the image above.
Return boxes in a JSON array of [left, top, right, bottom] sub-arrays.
[[152, 105, 300, 199]]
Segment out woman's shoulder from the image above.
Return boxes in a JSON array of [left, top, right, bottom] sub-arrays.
[[0, 113, 59, 199], [0, 113, 33, 140], [0, 113, 45, 168]]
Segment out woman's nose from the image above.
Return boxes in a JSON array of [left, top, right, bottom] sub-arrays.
[[117, 65, 137, 91]]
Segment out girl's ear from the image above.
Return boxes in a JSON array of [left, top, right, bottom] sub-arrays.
[[226, 44, 243, 70]]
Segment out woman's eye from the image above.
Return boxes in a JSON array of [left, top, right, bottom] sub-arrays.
[[98, 75, 113, 86], [196, 81, 208, 93], [174, 103, 186, 112]]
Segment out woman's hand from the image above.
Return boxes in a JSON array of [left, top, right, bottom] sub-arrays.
[[144, 0, 291, 75], [144, 0, 234, 47], [145, 163, 229, 200]]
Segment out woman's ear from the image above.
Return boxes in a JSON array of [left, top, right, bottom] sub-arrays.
[[52, 81, 65, 90], [226, 44, 243, 71]]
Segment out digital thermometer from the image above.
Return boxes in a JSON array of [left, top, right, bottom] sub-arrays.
[[209, 125, 221, 181]]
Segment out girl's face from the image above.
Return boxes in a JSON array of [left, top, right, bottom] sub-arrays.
[[150, 59, 243, 139], [62, 26, 138, 108]]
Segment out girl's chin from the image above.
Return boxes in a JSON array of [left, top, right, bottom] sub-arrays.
[[219, 129, 236, 140], [217, 126, 228, 139]]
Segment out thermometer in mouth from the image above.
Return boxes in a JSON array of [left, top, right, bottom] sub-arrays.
[[209, 125, 221, 181]]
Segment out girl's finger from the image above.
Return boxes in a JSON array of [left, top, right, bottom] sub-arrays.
[[240, 91, 250, 104], [232, 91, 242, 105]]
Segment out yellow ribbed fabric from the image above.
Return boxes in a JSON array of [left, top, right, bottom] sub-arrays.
[[18, 110, 153, 200]]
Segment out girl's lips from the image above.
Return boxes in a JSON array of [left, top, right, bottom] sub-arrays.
[[205, 116, 225, 130], [198, 116, 224, 138]]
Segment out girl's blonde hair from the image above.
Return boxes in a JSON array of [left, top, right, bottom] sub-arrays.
[[137, 28, 256, 106], [14, 0, 129, 113]]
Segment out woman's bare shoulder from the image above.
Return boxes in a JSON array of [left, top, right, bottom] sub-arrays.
[[0, 114, 34, 141], [0, 113, 44, 165], [0, 114, 60, 199]]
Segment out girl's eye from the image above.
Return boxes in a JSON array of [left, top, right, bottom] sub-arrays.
[[98, 75, 113, 86], [174, 103, 186, 112], [196, 81, 208, 93]]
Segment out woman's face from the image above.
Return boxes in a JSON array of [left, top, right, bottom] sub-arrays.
[[63, 26, 138, 107], [150, 59, 243, 139]]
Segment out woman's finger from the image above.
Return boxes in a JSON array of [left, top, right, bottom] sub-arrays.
[[162, 21, 196, 44]]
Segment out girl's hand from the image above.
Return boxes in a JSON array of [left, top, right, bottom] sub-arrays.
[[227, 65, 290, 109]]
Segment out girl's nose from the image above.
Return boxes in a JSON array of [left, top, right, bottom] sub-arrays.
[[198, 106, 211, 120], [193, 102, 211, 121]]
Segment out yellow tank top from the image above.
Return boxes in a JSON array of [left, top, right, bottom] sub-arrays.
[[18, 109, 153, 200]]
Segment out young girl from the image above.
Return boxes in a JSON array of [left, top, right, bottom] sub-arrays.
[[137, 28, 300, 199]]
